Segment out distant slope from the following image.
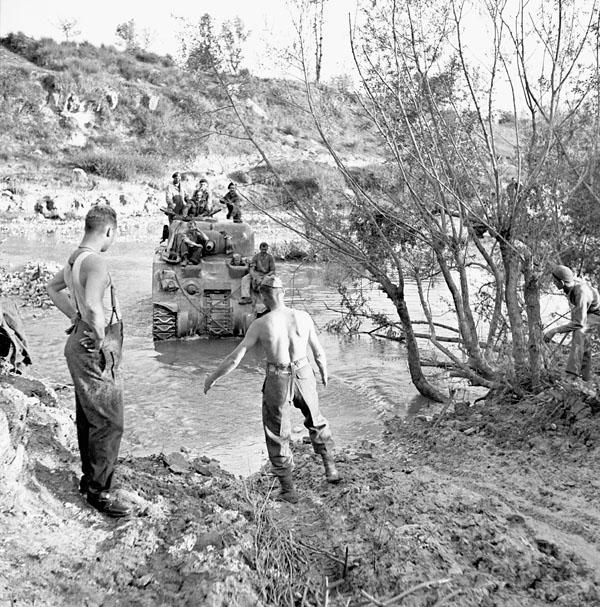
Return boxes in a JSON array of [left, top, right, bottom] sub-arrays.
[[0, 33, 379, 183]]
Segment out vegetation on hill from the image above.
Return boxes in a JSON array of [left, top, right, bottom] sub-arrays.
[[0, 33, 377, 183]]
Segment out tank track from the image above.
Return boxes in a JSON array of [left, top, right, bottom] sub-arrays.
[[152, 305, 177, 341]]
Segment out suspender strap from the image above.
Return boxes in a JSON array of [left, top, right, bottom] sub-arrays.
[[68, 250, 93, 317], [108, 283, 119, 324], [67, 250, 120, 325]]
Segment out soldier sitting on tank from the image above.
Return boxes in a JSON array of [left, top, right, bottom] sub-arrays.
[[186, 179, 215, 219], [161, 172, 189, 242], [219, 182, 243, 223], [240, 242, 276, 303], [180, 224, 212, 267]]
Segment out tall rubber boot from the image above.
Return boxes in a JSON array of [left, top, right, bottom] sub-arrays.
[[278, 474, 299, 503], [322, 453, 341, 484]]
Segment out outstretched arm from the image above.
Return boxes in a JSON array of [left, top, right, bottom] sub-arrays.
[[308, 318, 327, 386], [545, 291, 591, 341], [204, 323, 260, 393]]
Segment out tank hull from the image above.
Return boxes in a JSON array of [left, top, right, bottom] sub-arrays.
[[152, 219, 256, 340]]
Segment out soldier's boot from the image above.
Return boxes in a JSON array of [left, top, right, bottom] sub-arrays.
[[87, 490, 131, 518], [322, 453, 341, 484], [278, 474, 299, 504]]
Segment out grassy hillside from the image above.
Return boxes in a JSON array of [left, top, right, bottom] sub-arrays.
[[0, 33, 380, 186]]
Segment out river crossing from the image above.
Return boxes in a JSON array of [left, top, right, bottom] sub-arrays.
[[2, 233, 435, 475]]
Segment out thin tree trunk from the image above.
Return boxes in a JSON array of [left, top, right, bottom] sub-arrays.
[[385, 283, 447, 402], [523, 257, 543, 389], [499, 241, 528, 373]]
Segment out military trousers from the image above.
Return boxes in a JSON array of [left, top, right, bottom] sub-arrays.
[[64, 319, 124, 493], [262, 359, 334, 477], [566, 314, 600, 380]]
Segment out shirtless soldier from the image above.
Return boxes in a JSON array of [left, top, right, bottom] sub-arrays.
[[204, 275, 341, 503]]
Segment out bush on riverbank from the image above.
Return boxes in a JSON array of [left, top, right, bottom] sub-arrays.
[[72, 150, 163, 182]]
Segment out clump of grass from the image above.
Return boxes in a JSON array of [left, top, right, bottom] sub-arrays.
[[247, 486, 325, 607], [270, 239, 313, 261], [72, 150, 163, 181]]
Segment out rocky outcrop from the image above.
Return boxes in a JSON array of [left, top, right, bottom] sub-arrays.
[[0, 377, 72, 504]]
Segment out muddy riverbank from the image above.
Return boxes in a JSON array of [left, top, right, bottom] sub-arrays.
[[1, 370, 599, 606]]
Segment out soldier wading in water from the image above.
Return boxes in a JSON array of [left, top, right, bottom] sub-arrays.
[[204, 275, 341, 503]]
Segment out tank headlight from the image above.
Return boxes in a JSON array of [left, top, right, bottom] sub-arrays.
[[185, 283, 199, 295]]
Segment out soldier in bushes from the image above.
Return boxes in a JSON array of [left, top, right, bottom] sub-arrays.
[[204, 275, 341, 503], [544, 264, 600, 381], [219, 182, 243, 223]]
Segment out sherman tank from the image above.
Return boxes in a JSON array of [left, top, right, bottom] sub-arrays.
[[152, 218, 256, 340]]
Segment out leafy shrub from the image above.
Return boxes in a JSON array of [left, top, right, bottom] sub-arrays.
[[270, 239, 313, 261], [284, 176, 320, 198], [346, 164, 401, 194], [72, 150, 163, 181]]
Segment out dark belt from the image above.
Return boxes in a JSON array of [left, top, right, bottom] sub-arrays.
[[266, 357, 309, 375]]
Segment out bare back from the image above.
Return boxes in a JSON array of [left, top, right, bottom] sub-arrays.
[[254, 307, 314, 364]]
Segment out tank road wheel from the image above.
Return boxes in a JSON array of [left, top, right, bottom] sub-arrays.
[[153, 305, 177, 341]]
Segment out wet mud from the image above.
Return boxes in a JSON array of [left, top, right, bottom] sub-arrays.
[[1, 376, 599, 607]]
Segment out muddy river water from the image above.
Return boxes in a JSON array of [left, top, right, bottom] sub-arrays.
[[4, 234, 435, 475]]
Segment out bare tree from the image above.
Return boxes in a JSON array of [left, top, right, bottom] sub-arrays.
[[214, 0, 600, 398], [219, 17, 249, 75], [286, 0, 329, 83], [57, 19, 81, 42], [312, 0, 327, 83]]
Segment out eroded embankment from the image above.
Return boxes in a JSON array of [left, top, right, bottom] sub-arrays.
[[1, 374, 599, 607]]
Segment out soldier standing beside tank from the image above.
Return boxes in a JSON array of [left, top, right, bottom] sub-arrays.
[[204, 275, 341, 503], [47, 205, 130, 518]]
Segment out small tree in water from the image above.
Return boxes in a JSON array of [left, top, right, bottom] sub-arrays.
[[217, 0, 600, 399]]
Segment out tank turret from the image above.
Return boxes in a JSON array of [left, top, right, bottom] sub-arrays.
[[152, 218, 256, 339]]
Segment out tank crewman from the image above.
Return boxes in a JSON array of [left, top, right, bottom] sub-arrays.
[[544, 264, 600, 381], [180, 223, 211, 267], [219, 182, 243, 223], [164, 172, 188, 217], [186, 179, 213, 218], [46, 205, 130, 518], [204, 275, 341, 503], [240, 242, 276, 303], [161, 172, 189, 242]]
